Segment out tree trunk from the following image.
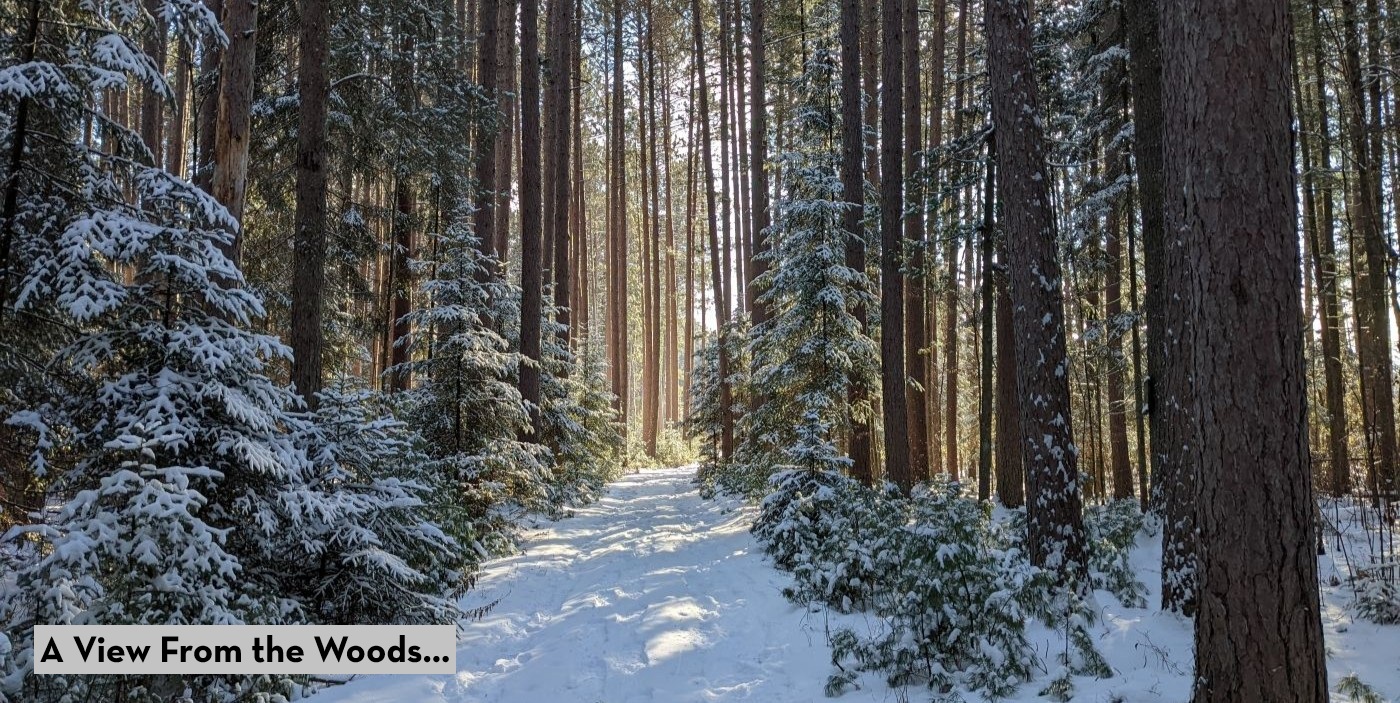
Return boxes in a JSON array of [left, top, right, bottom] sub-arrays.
[[475, 0, 501, 271], [994, 228, 1024, 507], [520, 0, 543, 430], [986, 0, 1086, 578], [977, 138, 995, 502], [880, 0, 911, 491], [692, 0, 734, 459], [1159, 1, 1329, 699], [544, 0, 574, 335], [211, 0, 259, 261], [290, 0, 331, 404], [903, 0, 929, 484], [1126, 0, 1194, 612], [609, 0, 630, 424], [841, 0, 874, 484]]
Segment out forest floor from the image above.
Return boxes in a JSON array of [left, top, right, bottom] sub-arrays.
[[315, 465, 1400, 703]]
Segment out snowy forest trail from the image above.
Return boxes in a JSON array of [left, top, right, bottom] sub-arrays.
[[316, 465, 841, 703]]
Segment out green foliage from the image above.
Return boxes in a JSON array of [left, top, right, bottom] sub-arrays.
[[1084, 499, 1148, 608], [1336, 673, 1387, 703]]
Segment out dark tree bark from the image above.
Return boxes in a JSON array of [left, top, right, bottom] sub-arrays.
[[520, 0, 543, 429], [986, 0, 1086, 578], [193, 0, 222, 194], [880, 0, 911, 491], [211, 0, 259, 261], [493, 0, 518, 265], [994, 229, 1024, 507], [903, 0, 929, 484], [1126, 0, 1194, 612], [290, 0, 331, 405], [475, 0, 501, 271], [139, 0, 167, 166], [977, 138, 995, 502], [840, 0, 874, 484], [544, 0, 574, 334], [749, 0, 771, 333], [1159, 1, 1328, 700]]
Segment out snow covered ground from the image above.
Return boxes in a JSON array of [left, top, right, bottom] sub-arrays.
[[314, 466, 1400, 703]]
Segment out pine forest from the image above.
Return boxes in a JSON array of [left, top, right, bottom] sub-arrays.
[[2, 0, 1399, 700]]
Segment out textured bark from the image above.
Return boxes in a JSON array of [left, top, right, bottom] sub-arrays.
[[544, 0, 574, 334], [903, 0, 929, 484], [749, 0, 771, 335], [1159, 1, 1329, 699], [475, 0, 501, 271], [880, 0, 911, 491], [986, 0, 1086, 577], [994, 231, 1024, 508], [840, 0, 874, 484], [1126, 0, 1194, 612], [139, 0, 166, 166], [211, 0, 259, 259], [519, 0, 543, 429], [193, 0, 222, 193], [493, 0, 518, 265], [290, 0, 332, 404]]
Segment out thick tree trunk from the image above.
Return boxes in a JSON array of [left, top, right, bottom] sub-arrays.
[[290, 0, 331, 404], [986, 0, 1086, 578], [840, 0, 874, 484], [1159, 1, 1329, 700]]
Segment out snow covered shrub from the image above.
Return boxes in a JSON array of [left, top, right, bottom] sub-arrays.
[[397, 220, 551, 555], [737, 44, 877, 499], [538, 316, 623, 508], [285, 385, 470, 626], [1352, 572, 1400, 625], [828, 478, 1036, 700], [689, 318, 752, 497], [0, 97, 339, 702], [1084, 499, 1147, 607]]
